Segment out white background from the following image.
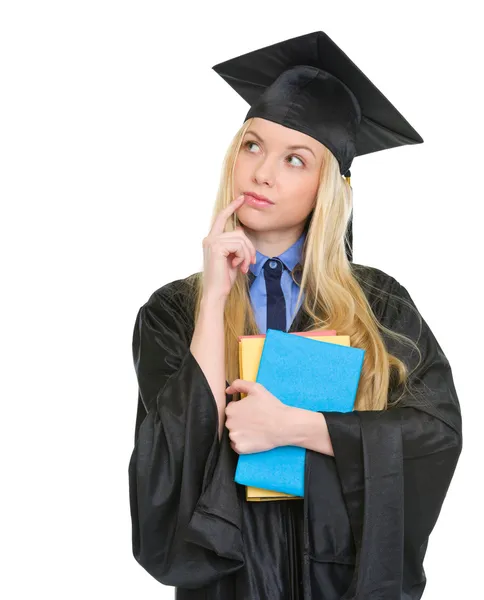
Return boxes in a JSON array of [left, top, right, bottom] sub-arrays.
[[1, 1, 480, 598]]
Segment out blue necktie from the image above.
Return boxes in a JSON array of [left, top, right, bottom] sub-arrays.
[[263, 258, 286, 332]]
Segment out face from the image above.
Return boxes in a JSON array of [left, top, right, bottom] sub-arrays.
[[233, 117, 325, 240]]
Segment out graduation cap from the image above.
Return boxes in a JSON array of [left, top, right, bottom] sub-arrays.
[[212, 31, 424, 262]]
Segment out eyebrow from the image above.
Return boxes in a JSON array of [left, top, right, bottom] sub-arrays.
[[244, 130, 316, 158]]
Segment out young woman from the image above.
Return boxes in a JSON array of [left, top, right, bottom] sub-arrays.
[[128, 33, 462, 600]]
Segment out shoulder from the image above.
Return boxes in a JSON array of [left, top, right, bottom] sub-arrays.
[[349, 262, 417, 324], [147, 271, 201, 307], [350, 261, 400, 293], [137, 271, 202, 337]]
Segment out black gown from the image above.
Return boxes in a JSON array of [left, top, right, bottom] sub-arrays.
[[128, 263, 462, 599]]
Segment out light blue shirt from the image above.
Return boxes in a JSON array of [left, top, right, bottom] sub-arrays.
[[248, 231, 306, 333]]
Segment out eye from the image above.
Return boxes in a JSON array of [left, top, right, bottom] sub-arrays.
[[244, 140, 259, 152], [243, 140, 305, 168], [287, 155, 305, 168]]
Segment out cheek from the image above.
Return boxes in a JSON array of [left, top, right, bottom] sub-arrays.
[[273, 182, 315, 222], [299, 172, 319, 202], [234, 155, 248, 179], [285, 175, 316, 205]]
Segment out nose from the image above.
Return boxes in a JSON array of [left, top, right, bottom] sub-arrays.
[[253, 158, 276, 187]]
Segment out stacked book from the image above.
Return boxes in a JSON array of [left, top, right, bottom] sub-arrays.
[[235, 328, 365, 501]]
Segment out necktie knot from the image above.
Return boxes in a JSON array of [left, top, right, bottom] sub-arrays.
[[263, 258, 284, 278]]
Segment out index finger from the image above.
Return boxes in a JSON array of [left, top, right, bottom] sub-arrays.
[[209, 194, 246, 237], [225, 378, 254, 394]]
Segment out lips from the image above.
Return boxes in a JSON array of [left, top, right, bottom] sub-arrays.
[[244, 191, 274, 204], [243, 194, 274, 209]]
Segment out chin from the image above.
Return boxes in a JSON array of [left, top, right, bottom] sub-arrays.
[[236, 211, 264, 230], [237, 219, 277, 236]]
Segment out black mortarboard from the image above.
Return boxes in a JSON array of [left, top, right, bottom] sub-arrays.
[[212, 31, 424, 262]]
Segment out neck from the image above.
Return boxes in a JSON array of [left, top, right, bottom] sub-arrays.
[[243, 224, 305, 257]]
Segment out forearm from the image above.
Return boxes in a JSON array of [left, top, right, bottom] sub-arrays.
[[282, 406, 334, 456], [190, 296, 227, 441]]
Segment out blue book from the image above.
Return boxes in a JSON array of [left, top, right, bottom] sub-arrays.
[[234, 329, 365, 497]]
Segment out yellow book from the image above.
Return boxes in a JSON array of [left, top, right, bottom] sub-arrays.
[[237, 332, 351, 501]]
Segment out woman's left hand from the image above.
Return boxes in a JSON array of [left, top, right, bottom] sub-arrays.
[[224, 379, 290, 454]]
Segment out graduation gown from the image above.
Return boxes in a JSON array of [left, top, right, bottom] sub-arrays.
[[128, 263, 462, 599]]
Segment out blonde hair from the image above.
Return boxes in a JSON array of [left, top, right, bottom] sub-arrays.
[[187, 118, 422, 411]]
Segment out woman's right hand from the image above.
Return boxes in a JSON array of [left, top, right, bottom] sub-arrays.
[[201, 194, 257, 303]]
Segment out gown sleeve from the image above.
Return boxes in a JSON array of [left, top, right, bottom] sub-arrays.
[[128, 285, 244, 589], [310, 274, 463, 600]]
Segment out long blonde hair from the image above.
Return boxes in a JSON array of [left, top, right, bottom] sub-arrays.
[[187, 118, 422, 411]]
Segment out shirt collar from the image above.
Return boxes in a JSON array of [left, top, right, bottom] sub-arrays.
[[249, 230, 306, 279]]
